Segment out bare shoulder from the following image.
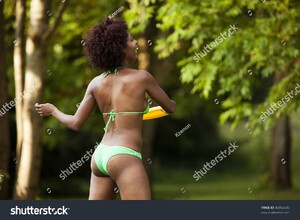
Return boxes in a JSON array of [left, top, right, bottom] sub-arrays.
[[85, 75, 102, 92], [129, 69, 154, 82], [89, 75, 103, 86]]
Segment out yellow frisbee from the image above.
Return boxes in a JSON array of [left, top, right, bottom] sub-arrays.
[[143, 106, 169, 120]]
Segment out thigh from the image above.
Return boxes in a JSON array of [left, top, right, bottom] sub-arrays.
[[89, 158, 116, 200], [108, 155, 151, 200], [88, 172, 116, 200]]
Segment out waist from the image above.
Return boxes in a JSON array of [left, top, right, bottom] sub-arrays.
[[97, 143, 142, 155], [101, 131, 143, 152]]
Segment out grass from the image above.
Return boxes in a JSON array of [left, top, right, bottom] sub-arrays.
[[39, 169, 300, 200], [152, 168, 300, 200]]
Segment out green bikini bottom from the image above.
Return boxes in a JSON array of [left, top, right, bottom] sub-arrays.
[[94, 143, 142, 176]]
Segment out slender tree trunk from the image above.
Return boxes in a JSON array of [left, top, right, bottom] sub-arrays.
[[13, 0, 49, 199], [270, 72, 292, 189], [13, 0, 69, 199], [138, 36, 154, 175], [270, 116, 291, 188], [14, 0, 26, 173], [0, 0, 11, 200], [139, 34, 173, 177]]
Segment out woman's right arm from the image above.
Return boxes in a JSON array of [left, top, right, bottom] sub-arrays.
[[143, 71, 176, 113], [35, 80, 96, 131]]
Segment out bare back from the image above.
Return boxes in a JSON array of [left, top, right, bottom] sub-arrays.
[[91, 68, 149, 151]]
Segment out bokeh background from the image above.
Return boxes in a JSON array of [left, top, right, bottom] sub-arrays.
[[0, 0, 300, 200]]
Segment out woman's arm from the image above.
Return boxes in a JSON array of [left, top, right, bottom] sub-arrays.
[[143, 71, 176, 113], [35, 81, 96, 131]]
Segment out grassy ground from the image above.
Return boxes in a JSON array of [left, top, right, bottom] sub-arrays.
[[152, 169, 300, 200], [40, 170, 300, 200]]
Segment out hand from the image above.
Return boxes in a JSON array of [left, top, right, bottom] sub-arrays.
[[35, 103, 56, 116]]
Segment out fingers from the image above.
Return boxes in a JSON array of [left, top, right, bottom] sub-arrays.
[[36, 108, 44, 116], [34, 103, 55, 117], [35, 103, 45, 116]]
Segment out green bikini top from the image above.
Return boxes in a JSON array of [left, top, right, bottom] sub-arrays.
[[101, 67, 151, 132], [103, 104, 150, 132]]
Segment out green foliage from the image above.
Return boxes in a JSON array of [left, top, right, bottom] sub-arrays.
[[127, 0, 300, 135], [123, 0, 156, 34]]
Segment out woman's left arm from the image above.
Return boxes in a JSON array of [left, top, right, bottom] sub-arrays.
[[35, 81, 96, 131]]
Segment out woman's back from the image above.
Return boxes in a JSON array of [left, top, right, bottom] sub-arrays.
[[92, 68, 149, 150]]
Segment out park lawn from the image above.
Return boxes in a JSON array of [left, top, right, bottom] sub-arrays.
[[39, 168, 300, 200], [152, 169, 300, 200]]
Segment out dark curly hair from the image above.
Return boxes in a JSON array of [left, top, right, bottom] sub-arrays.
[[84, 18, 129, 71]]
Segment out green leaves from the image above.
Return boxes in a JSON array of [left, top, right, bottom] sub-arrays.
[[123, 0, 156, 34], [126, 0, 300, 134]]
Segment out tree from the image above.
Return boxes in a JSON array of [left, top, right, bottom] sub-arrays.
[[0, 0, 11, 199], [126, 0, 300, 188], [13, 0, 69, 199], [13, 0, 26, 191]]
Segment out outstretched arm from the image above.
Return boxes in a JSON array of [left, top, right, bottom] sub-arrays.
[[35, 81, 96, 131], [143, 71, 176, 113]]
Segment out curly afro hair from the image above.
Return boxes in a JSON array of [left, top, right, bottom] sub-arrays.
[[84, 18, 129, 71]]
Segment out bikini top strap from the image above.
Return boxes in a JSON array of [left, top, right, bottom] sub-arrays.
[[102, 99, 152, 132], [102, 71, 109, 78], [143, 103, 150, 114], [103, 109, 116, 132], [102, 67, 122, 78]]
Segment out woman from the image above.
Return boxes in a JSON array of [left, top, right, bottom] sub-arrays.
[[35, 18, 176, 200]]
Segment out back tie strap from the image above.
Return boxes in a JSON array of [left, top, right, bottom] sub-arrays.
[[103, 109, 116, 132]]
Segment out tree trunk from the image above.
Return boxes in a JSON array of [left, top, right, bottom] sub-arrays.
[[138, 36, 154, 175], [13, 0, 26, 173], [13, 0, 49, 199], [13, 0, 69, 199], [270, 116, 291, 188], [0, 0, 11, 200], [139, 34, 173, 178], [269, 72, 292, 189]]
